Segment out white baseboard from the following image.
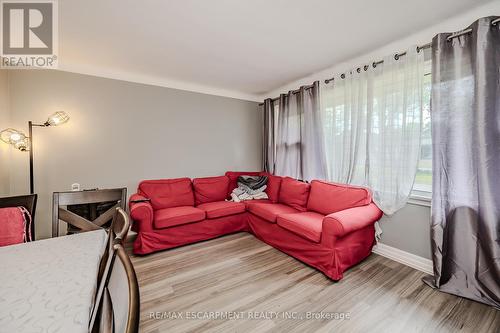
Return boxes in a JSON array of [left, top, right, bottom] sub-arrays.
[[372, 243, 433, 275]]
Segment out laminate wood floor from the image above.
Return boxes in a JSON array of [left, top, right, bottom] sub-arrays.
[[127, 233, 499, 333]]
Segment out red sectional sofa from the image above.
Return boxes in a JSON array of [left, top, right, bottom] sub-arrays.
[[129, 171, 383, 280]]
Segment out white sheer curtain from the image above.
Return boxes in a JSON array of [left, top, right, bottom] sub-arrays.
[[275, 82, 327, 181], [322, 68, 370, 186], [275, 92, 301, 179], [321, 47, 424, 214]]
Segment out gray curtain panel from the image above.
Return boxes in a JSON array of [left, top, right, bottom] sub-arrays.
[[274, 81, 327, 181], [423, 17, 500, 308], [262, 98, 276, 173]]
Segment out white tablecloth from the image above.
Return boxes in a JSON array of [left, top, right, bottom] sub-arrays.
[[0, 230, 108, 333]]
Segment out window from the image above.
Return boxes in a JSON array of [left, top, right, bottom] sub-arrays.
[[412, 55, 432, 199], [274, 101, 303, 178], [321, 48, 432, 209]]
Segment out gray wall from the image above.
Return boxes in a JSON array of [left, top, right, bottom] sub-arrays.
[[0, 70, 10, 196], [7, 70, 261, 239], [379, 203, 431, 259]]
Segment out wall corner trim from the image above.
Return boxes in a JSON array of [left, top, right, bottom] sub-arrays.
[[56, 64, 262, 103], [372, 242, 433, 275]]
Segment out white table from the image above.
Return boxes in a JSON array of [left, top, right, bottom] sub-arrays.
[[0, 230, 107, 333]]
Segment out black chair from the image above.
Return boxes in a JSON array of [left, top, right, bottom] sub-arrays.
[[0, 194, 37, 241]]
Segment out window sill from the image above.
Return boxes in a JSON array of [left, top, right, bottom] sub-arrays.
[[408, 193, 431, 207]]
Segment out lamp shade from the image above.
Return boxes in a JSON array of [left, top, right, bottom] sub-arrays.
[[14, 138, 29, 151], [46, 111, 70, 126], [0, 128, 27, 145]]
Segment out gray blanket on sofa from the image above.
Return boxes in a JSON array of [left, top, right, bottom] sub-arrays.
[[237, 176, 267, 190], [229, 175, 269, 202]]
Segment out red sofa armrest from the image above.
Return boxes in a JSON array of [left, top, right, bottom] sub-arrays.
[[129, 194, 154, 232], [322, 203, 382, 246]]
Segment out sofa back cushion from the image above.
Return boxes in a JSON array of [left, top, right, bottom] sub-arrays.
[[193, 176, 230, 205], [225, 171, 261, 195], [307, 180, 372, 215], [260, 172, 282, 203], [138, 178, 194, 210], [278, 177, 310, 211]]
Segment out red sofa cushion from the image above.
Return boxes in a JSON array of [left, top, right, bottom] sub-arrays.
[[138, 178, 194, 210], [260, 172, 282, 203], [154, 206, 205, 229], [0, 207, 27, 246], [247, 202, 298, 223], [225, 171, 261, 195], [278, 177, 310, 211], [197, 201, 246, 219], [277, 212, 324, 243], [243, 199, 272, 208], [307, 180, 372, 215], [324, 203, 382, 237], [193, 176, 230, 205]]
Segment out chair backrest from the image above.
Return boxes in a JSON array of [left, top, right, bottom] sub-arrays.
[[109, 207, 130, 245], [90, 243, 140, 333], [52, 188, 126, 237], [91, 208, 132, 331], [0, 194, 37, 241], [96, 207, 131, 281]]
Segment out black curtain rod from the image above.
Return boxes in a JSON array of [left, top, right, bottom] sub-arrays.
[[324, 42, 431, 84], [259, 17, 500, 106], [259, 41, 430, 106], [325, 18, 499, 84], [259, 41, 429, 106], [258, 84, 315, 105]]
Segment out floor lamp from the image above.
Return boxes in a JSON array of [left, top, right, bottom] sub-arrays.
[[0, 111, 70, 194]]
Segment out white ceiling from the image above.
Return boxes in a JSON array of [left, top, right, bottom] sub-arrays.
[[59, 0, 490, 100]]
